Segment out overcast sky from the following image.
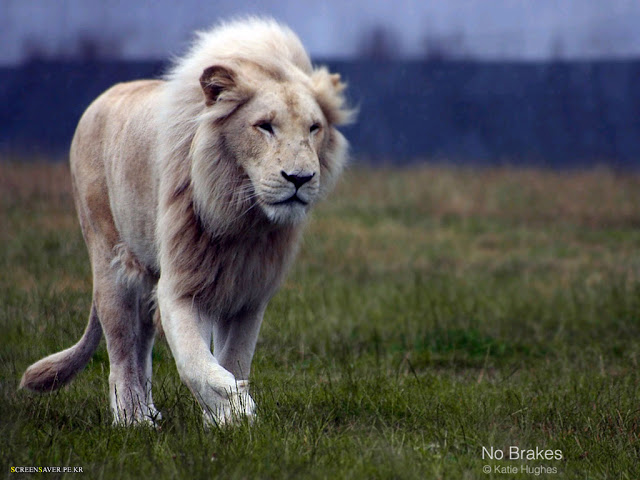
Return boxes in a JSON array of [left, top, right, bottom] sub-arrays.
[[2, 0, 640, 65]]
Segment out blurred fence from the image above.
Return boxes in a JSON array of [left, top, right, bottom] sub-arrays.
[[1, 59, 639, 167]]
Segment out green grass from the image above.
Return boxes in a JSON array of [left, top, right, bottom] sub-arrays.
[[1, 162, 640, 479]]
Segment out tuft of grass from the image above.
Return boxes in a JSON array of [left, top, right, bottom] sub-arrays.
[[2, 160, 640, 479]]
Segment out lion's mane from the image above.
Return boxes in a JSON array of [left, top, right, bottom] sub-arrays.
[[155, 18, 353, 314]]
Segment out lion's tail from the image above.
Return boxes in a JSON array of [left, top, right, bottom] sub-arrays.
[[19, 304, 103, 392]]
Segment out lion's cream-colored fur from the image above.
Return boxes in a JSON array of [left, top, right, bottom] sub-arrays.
[[20, 17, 352, 426]]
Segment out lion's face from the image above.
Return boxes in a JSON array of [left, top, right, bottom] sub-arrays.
[[224, 82, 326, 225], [192, 63, 350, 231]]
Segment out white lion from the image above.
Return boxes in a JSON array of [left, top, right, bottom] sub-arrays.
[[20, 17, 353, 426]]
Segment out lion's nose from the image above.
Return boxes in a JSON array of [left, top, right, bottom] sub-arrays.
[[281, 171, 315, 189]]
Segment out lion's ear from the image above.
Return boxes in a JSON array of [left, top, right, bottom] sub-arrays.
[[200, 65, 236, 106], [311, 67, 356, 126]]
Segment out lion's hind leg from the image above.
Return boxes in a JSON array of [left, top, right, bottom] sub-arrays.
[[96, 243, 159, 425]]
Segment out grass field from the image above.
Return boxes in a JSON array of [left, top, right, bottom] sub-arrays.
[[1, 161, 640, 479]]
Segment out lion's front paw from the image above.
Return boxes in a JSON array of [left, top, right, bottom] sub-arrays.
[[202, 380, 256, 427]]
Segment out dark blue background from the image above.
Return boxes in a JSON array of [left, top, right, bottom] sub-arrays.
[[2, 60, 639, 167]]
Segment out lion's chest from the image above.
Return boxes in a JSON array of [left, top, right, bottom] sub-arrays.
[[208, 237, 293, 314], [164, 220, 301, 317]]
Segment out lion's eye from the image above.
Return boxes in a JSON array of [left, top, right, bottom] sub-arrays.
[[256, 122, 274, 134], [310, 123, 321, 134]]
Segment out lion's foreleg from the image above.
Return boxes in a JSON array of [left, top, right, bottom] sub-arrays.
[[158, 287, 255, 426], [212, 306, 265, 382]]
